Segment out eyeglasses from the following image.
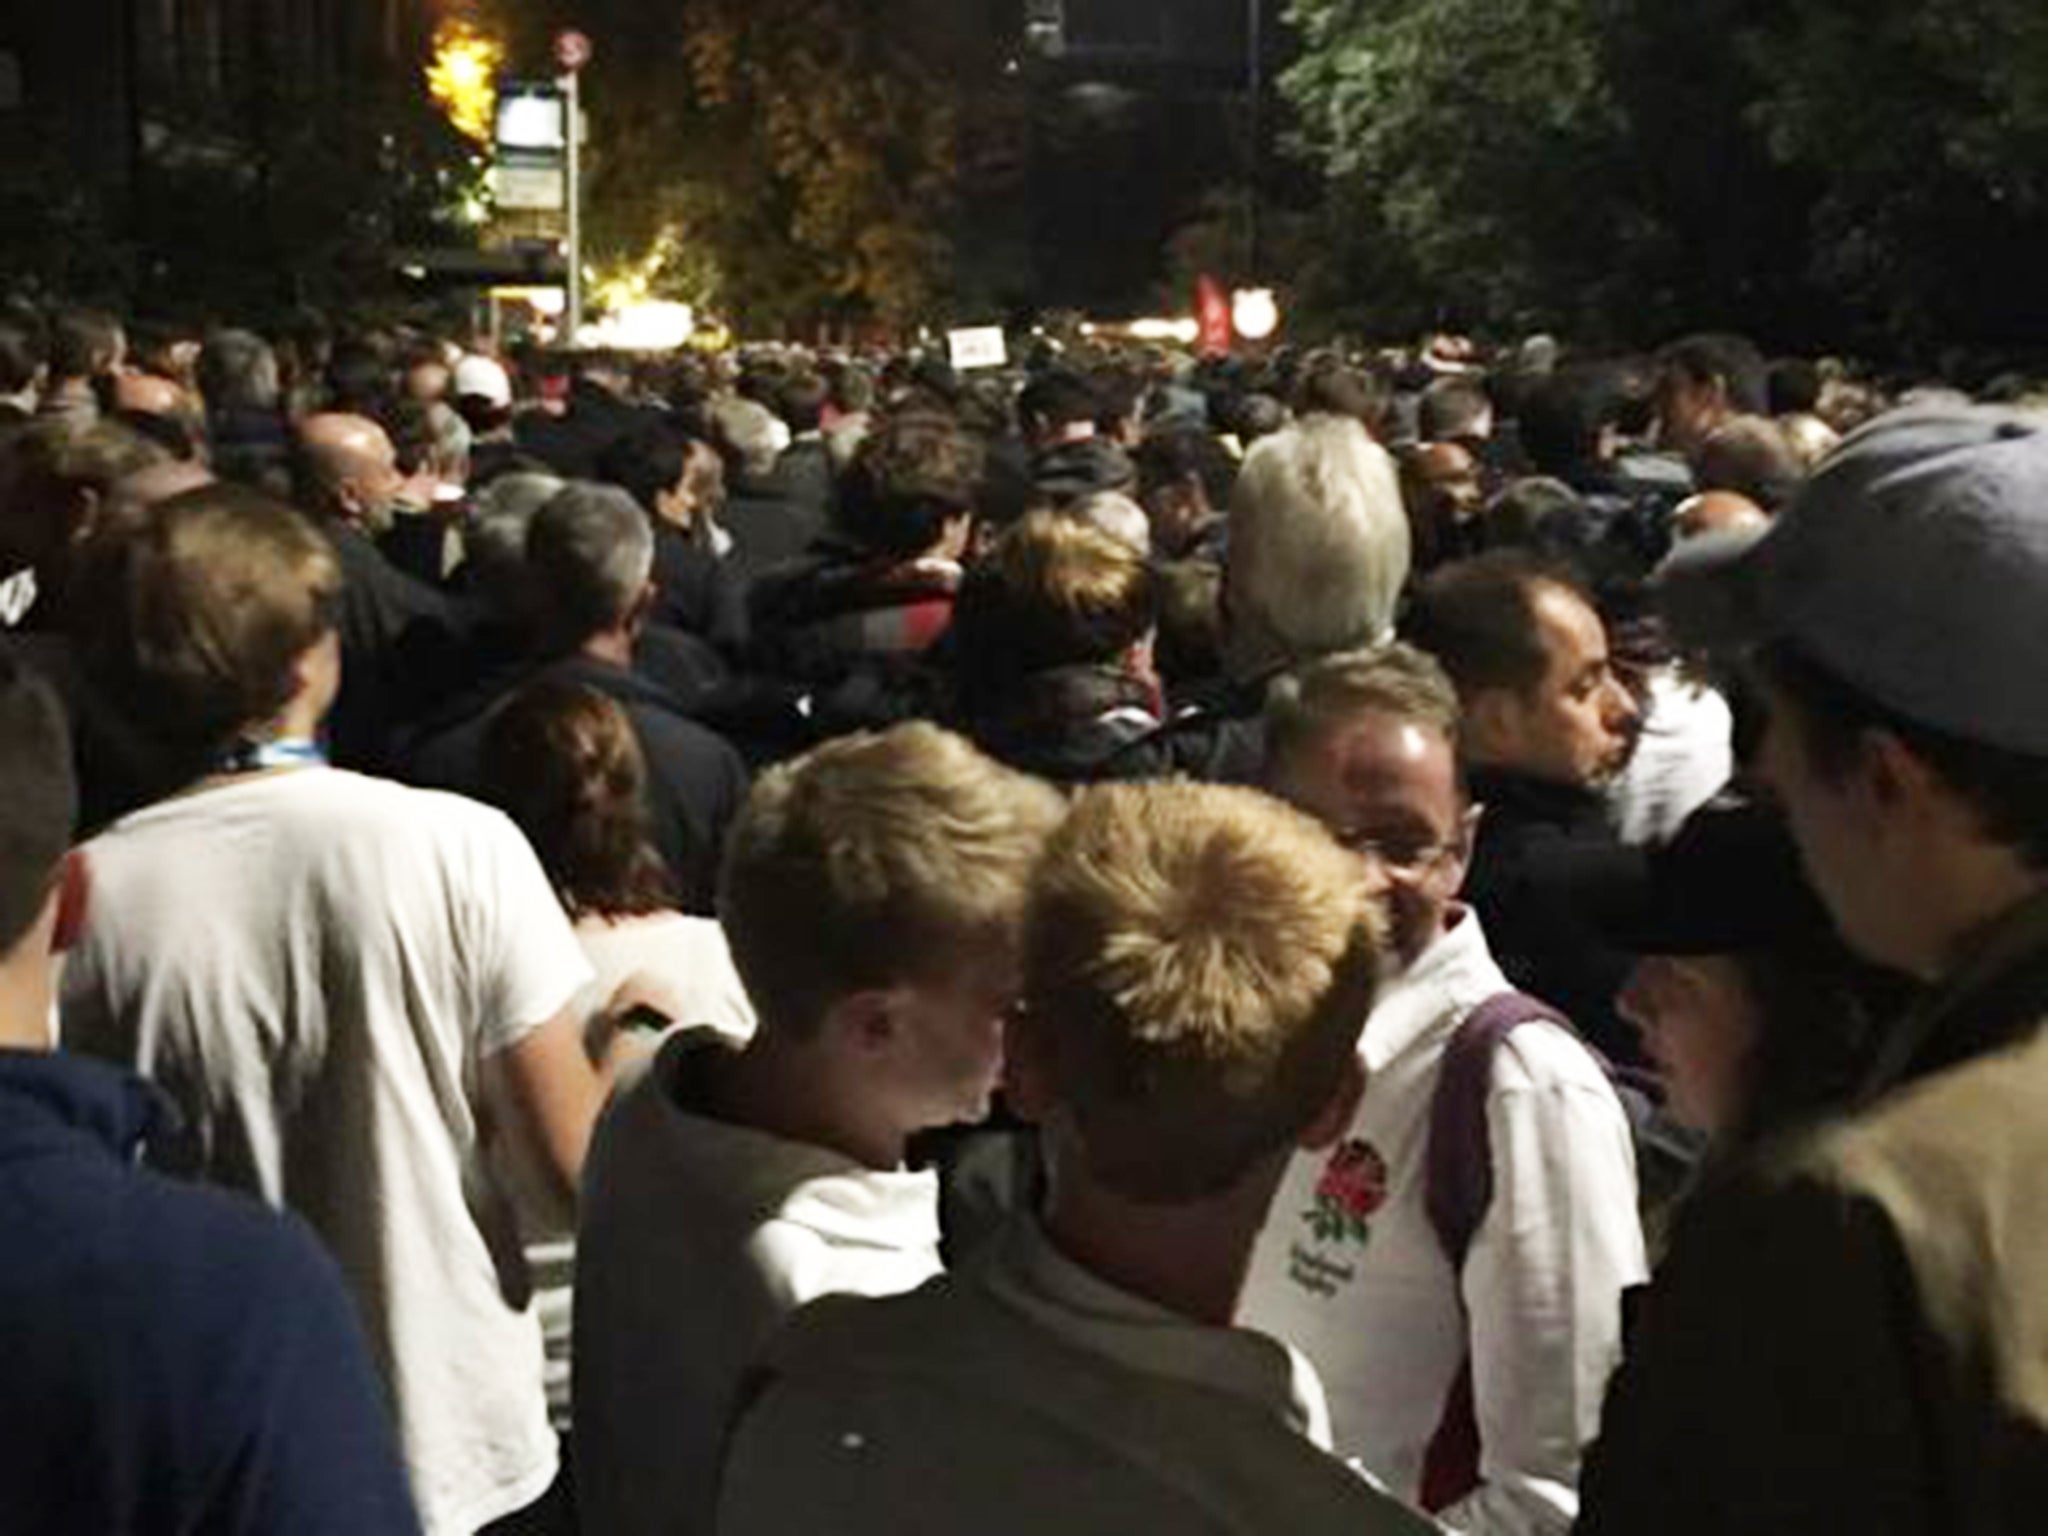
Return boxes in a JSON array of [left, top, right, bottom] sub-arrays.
[[1330, 828, 1463, 875]]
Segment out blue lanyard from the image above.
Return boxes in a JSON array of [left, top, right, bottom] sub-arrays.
[[215, 738, 329, 775]]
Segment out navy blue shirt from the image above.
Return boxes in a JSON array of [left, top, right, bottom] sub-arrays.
[[0, 1050, 421, 1535]]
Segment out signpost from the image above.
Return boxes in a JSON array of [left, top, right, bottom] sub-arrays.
[[492, 83, 566, 212], [554, 30, 593, 341]]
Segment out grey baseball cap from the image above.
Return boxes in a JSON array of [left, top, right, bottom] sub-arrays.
[[1656, 405, 2048, 756]]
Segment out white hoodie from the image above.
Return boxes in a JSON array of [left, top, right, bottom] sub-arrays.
[[572, 1028, 941, 1536]]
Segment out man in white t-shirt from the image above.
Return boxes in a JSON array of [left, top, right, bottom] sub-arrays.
[[1244, 644, 1646, 1536], [58, 484, 612, 1535], [717, 781, 1435, 1536], [572, 722, 1065, 1536]]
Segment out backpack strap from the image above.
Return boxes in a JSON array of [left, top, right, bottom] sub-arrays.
[[1418, 989, 1574, 1513], [1424, 991, 1573, 1271]]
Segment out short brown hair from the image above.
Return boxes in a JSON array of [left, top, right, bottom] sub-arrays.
[[74, 483, 341, 771], [1022, 781, 1383, 1202], [1266, 643, 1462, 772], [719, 723, 1065, 1036], [1403, 550, 1582, 700]]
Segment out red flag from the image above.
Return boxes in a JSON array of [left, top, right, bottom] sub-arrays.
[[1196, 274, 1233, 357]]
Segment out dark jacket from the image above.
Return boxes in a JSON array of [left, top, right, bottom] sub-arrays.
[[1100, 669, 1273, 786], [322, 519, 468, 773], [652, 523, 749, 656], [722, 475, 829, 589], [1579, 886, 2048, 1536], [749, 544, 960, 688], [405, 651, 748, 914], [954, 663, 1161, 785], [0, 1050, 420, 1536], [513, 381, 662, 481], [1462, 766, 1649, 1065]]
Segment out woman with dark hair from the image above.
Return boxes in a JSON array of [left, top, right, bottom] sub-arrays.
[[481, 679, 751, 1436], [483, 678, 750, 1045]]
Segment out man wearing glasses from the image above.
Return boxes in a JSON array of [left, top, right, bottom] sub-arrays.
[[1244, 643, 1645, 1536]]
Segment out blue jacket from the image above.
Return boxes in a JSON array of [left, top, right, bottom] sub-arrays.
[[0, 1049, 421, 1534]]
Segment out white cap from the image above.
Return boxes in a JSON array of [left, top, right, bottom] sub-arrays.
[[452, 354, 513, 409]]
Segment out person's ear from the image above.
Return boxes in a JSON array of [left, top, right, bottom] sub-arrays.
[[1299, 1051, 1367, 1152], [53, 851, 90, 954], [626, 579, 659, 635], [1863, 728, 1949, 829], [1462, 689, 1520, 764], [820, 988, 902, 1059]]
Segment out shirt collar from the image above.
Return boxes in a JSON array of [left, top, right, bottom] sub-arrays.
[[1360, 904, 1508, 1074], [979, 1217, 1336, 1447], [0, 1050, 172, 1162], [1864, 883, 2048, 1094]]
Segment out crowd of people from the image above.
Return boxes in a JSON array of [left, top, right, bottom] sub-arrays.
[[2, 303, 2046, 1536]]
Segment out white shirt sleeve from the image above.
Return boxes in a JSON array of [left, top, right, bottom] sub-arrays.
[[460, 804, 595, 1058], [1441, 1025, 1647, 1536]]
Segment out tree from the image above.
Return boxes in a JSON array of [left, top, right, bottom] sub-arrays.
[[1280, 0, 2048, 357], [511, 0, 1008, 331]]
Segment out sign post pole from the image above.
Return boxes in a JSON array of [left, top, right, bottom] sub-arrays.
[[563, 66, 583, 342], [553, 29, 594, 343]]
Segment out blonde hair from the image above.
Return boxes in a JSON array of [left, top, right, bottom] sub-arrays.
[[1024, 781, 1383, 1202], [720, 722, 1066, 1036], [957, 510, 1158, 674], [1266, 642, 1461, 773]]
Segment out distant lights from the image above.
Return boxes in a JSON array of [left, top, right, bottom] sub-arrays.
[[426, 20, 505, 146], [1231, 288, 1281, 342]]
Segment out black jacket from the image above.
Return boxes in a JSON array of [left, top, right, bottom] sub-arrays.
[[1462, 766, 1651, 1065], [406, 652, 748, 913]]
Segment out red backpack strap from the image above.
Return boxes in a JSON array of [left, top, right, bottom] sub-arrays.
[[1418, 989, 1573, 1513]]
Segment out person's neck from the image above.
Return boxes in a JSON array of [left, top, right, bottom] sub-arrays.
[[1927, 856, 2048, 985], [711, 1033, 909, 1171], [0, 954, 54, 1053], [578, 628, 637, 669], [1040, 1153, 1282, 1328]]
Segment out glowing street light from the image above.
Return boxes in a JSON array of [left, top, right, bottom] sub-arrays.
[[1232, 288, 1281, 342]]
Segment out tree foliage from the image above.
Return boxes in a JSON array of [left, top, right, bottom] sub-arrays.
[[511, 0, 1001, 330], [1281, 0, 2048, 354]]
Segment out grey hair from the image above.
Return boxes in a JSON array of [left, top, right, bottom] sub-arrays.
[[1225, 415, 1412, 678], [712, 395, 785, 480], [526, 481, 656, 639], [465, 471, 564, 598], [1072, 491, 1151, 554], [197, 329, 281, 413]]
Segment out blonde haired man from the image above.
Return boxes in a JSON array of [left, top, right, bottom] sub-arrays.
[[716, 782, 1437, 1536], [573, 723, 1064, 1536]]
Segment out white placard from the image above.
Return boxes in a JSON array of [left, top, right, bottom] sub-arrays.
[[947, 326, 1009, 372], [494, 164, 565, 212]]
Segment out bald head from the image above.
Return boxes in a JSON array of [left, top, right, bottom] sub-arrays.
[[112, 372, 190, 419], [1674, 490, 1769, 543], [295, 413, 402, 530]]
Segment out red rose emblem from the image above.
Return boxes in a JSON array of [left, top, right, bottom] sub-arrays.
[[1303, 1138, 1389, 1246]]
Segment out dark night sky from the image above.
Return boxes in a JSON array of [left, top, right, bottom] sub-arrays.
[[996, 0, 1263, 315]]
